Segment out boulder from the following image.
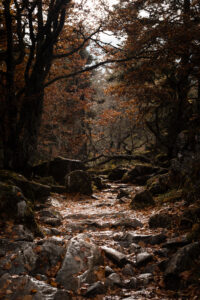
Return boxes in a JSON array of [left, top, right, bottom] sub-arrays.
[[31, 240, 65, 276], [0, 182, 39, 233], [0, 239, 65, 277], [92, 176, 104, 190], [135, 252, 153, 267], [105, 266, 114, 277], [147, 173, 169, 195], [130, 190, 155, 209], [84, 281, 107, 297], [108, 167, 127, 181], [122, 264, 135, 276], [0, 274, 72, 300], [137, 273, 153, 286], [11, 225, 34, 242], [122, 164, 159, 185], [38, 209, 62, 226], [65, 170, 93, 195], [114, 232, 166, 247], [117, 189, 130, 199], [56, 234, 104, 291], [164, 242, 200, 290], [0, 170, 50, 202], [105, 273, 122, 287], [101, 246, 128, 267], [149, 213, 173, 229], [162, 236, 190, 249], [32, 156, 85, 185], [112, 218, 143, 229]]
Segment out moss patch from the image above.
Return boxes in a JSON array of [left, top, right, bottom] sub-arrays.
[[155, 189, 183, 203]]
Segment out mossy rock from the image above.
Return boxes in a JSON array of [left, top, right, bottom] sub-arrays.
[[130, 190, 155, 209], [122, 164, 160, 185], [32, 156, 85, 185], [155, 189, 183, 203], [187, 223, 200, 242], [147, 173, 169, 195], [108, 167, 127, 181], [0, 170, 50, 202], [65, 170, 93, 195], [34, 176, 55, 186], [92, 176, 104, 190], [0, 182, 41, 235], [149, 213, 173, 228]]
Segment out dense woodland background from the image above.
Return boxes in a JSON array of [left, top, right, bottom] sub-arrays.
[[0, 0, 199, 169], [0, 0, 200, 298]]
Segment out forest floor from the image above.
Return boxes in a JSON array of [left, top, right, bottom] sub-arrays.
[[1, 179, 199, 299], [36, 180, 200, 299]]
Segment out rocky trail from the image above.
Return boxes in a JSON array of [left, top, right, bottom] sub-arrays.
[[0, 178, 200, 300]]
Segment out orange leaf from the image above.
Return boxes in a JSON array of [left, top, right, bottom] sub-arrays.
[[74, 256, 81, 262], [3, 262, 11, 270], [50, 281, 58, 287]]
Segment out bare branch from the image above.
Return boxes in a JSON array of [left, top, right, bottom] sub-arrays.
[[44, 55, 151, 88]]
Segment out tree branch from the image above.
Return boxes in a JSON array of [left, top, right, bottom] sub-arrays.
[[44, 55, 149, 88]]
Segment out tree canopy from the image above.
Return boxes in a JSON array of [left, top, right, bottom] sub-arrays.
[[0, 0, 200, 169]]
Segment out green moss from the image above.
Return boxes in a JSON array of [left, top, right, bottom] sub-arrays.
[[155, 189, 183, 203]]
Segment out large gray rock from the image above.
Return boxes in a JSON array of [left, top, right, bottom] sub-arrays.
[[164, 242, 200, 290], [114, 232, 166, 247], [122, 164, 159, 185], [147, 173, 169, 195], [0, 170, 51, 202], [65, 170, 93, 195], [56, 234, 104, 291], [0, 274, 72, 300], [105, 273, 122, 287], [33, 156, 85, 185], [0, 182, 39, 233], [130, 190, 155, 209], [135, 252, 153, 267], [149, 213, 173, 229], [84, 281, 107, 297], [31, 240, 65, 276], [108, 167, 127, 181], [101, 246, 128, 267], [0, 239, 65, 277]]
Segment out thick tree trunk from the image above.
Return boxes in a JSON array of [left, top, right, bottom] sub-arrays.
[[2, 87, 44, 172]]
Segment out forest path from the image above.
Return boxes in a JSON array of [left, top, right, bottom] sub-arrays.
[[1, 180, 196, 299], [36, 180, 182, 299]]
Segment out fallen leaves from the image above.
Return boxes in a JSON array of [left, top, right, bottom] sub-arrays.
[[3, 262, 12, 270], [94, 267, 105, 281], [33, 246, 42, 253]]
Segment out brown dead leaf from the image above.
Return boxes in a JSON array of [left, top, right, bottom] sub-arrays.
[[34, 246, 42, 253], [50, 281, 58, 287], [85, 237, 91, 243], [24, 264, 32, 271], [94, 296, 104, 300], [94, 267, 105, 281], [158, 278, 165, 288], [3, 262, 11, 270], [30, 289, 37, 294], [74, 256, 81, 262], [180, 270, 192, 280], [6, 290, 13, 295], [22, 296, 33, 300], [138, 241, 146, 248]]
